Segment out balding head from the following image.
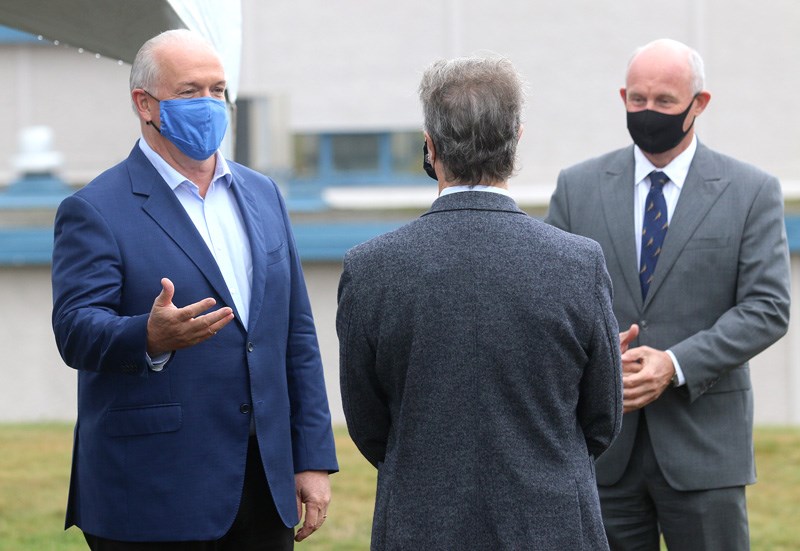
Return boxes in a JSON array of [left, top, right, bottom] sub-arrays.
[[620, 39, 711, 163], [130, 29, 223, 106], [627, 39, 705, 95]]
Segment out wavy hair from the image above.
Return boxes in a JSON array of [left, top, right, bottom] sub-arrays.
[[419, 57, 525, 185]]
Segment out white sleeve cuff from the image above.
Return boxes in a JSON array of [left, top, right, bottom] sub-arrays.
[[146, 351, 172, 372], [665, 349, 685, 386]]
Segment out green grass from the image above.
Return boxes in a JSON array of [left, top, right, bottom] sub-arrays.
[[1, 424, 798, 550]]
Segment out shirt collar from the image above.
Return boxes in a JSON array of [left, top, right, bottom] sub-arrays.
[[633, 134, 697, 190], [439, 184, 511, 197], [138, 137, 232, 192]]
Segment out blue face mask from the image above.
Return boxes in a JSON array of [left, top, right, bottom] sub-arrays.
[[147, 93, 228, 160]]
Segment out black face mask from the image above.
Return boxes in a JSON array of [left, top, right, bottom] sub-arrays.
[[422, 141, 438, 180], [626, 95, 697, 154]]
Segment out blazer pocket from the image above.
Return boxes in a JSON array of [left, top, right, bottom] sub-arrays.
[[104, 403, 182, 437], [266, 241, 288, 265], [684, 236, 730, 250]]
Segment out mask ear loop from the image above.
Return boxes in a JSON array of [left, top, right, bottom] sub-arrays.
[[683, 93, 700, 134], [423, 140, 438, 181], [143, 90, 162, 133]]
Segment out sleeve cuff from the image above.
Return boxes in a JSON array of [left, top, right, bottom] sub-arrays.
[[146, 351, 172, 372], [665, 349, 685, 386]]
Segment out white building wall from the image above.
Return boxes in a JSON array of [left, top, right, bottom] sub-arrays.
[[2, 261, 798, 425], [238, 0, 800, 188], [0, 2, 796, 189], [0, 1, 799, 424]]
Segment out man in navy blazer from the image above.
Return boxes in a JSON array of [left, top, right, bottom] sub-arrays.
[[51, 29, 337, 549]]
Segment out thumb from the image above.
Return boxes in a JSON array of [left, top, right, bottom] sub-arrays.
[[620, 324, 640, 348], [154, 277, 175, 308], [296, 490, 303, 521]]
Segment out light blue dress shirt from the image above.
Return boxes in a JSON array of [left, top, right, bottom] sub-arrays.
[[139, 138, 253, 369]]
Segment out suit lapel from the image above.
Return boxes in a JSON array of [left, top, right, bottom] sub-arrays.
[[644, 143, 730, 306], [229, 166, 267, 334], [128, 145, 239, 322], [600, 150, 643, 309]]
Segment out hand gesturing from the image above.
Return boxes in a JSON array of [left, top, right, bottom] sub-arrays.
[[146, 278, 235, 357]]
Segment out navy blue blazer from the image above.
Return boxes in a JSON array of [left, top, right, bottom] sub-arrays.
[[52, 143, 337, 541]]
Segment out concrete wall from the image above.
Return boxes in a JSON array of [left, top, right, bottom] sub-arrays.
[[3, 259, 799, 425]]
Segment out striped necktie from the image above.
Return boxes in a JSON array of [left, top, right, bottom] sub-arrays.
[[640, 171, 669, 299]]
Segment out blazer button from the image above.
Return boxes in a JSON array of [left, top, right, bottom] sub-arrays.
[[247, 342, 254, 352], [639, 320, 648, 329], [240, 403, 251, 414]]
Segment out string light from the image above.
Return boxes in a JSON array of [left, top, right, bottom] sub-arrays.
[[29, 33, 128, 65]]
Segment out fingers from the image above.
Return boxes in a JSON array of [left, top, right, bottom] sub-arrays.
[[182, 306, 234, 343], [294, 471, 331, 542], [194, 305, 234, 333], [148, 277, 235, 354], [295, 504, 326, 542], [179, 296, 218, 321], [621, 347, 672, 411]]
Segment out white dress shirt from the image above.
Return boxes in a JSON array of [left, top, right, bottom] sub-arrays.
[[439, 184, 512, 197], [632, 135, 698, 386]]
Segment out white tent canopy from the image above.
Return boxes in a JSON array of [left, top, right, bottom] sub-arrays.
[[0, 0, 242, 101]]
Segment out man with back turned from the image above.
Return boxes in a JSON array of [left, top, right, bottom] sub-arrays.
[[338, 56, 623, 550]]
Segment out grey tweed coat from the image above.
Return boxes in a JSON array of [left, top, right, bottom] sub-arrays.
[[337, 191, 622, 550]]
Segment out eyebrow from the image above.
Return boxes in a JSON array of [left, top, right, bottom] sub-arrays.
[[175, 80, 227, 88]]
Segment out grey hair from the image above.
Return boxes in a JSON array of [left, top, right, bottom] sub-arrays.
[[129, 29, 219, 112], [419, 57, 525, 185], [687, 48, 705, 94], [628, 39, 706, 94]]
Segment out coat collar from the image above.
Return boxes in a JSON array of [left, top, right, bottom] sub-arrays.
[[599, 146, 641, 307], [228, 164, 268, 333], [422, 189, 527, 218]]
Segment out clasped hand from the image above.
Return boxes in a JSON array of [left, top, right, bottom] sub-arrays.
[[618, 324, 675, 413], [146, 277, 235, 357]]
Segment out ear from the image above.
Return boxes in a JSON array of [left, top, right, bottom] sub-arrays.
[[132, 89, 154, 122], [424, 132, 436, 162], [619, 87, 628, 104], [691, 90, 711, 116], [517, 124, 524, 142]]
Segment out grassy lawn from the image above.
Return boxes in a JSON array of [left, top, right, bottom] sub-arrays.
[[0, 424, 798, 550]]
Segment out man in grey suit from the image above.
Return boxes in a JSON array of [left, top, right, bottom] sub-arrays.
[[546, 39, 791, 550], [337, 57, 623, 550]]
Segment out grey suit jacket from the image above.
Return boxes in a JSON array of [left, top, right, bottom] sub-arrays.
[[338, 191, 622, 550], [546, 142, 791, 491]]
